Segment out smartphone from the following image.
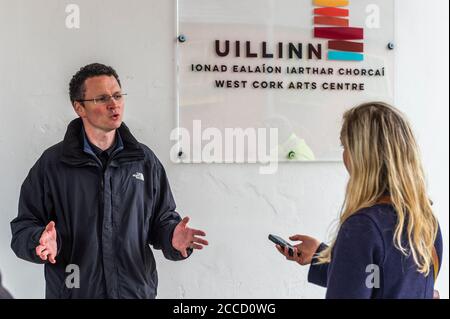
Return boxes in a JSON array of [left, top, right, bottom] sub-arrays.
[[268, 234, 295, 257]]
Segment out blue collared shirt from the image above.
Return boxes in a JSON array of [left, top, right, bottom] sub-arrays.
[[81, 125, 124, 168]]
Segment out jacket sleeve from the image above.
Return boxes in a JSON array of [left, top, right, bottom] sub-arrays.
[[435, 224, 443, 276], [148, 156, 192, 261], [10, 156, 58, 264], [324, 214, 384, 299], [307, 243, 330, 287]]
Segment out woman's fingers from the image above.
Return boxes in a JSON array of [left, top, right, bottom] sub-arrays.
[[293, 247, 302, 261], [276, 245, 282, 253], [284, 246, 295, 260], [275, 241, 307, 265], [276, 245, 287, 257], [275, 245, 299, 262]]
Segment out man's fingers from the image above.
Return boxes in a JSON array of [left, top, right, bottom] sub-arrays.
[[48, 254, 56, 264], [289, 234, 308, 242], [192, 237, 209, 246], [40, 249, 49, 260], [191, 229, 206, 237], [191, 243, 204, 250], [36, 245, 47, 256], [181, 249, 188, 258], [39, 232, 49, 245]]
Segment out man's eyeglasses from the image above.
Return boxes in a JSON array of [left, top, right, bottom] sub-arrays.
[[78, 93, 127, 105]]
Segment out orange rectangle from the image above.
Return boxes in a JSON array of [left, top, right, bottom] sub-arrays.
[[314, 16, 349, 27], [313, 0, 349, 7]]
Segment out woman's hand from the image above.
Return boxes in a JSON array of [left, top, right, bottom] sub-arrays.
[[276, 234, 321, 265]]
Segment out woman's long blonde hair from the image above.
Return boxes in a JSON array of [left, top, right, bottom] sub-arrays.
[[316, 102, 438, 275]]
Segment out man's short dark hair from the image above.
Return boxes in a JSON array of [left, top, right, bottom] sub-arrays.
[[69, 63, 121, 104]]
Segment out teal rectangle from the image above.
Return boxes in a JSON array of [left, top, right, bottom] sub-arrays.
[[328, 51, 364, 61]]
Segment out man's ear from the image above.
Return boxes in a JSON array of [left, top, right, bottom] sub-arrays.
[[73, 101, 85, 118]]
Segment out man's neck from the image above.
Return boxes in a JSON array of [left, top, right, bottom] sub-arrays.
[[83, 124, 116, 151]]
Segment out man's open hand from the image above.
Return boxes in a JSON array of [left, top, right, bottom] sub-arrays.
[[172, 217, 208, 258], [35, 221, 58, 264]]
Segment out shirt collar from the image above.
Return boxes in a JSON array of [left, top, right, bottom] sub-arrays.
[[81, 125, 124, 157]]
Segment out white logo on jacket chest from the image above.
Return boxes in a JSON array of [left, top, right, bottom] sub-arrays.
[[132, 172, 145, 181]]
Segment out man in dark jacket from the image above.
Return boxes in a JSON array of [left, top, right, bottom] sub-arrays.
[[10, 63, 208, 299]]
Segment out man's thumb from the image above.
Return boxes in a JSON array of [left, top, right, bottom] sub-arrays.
[[180, 216, 190, 226], [46, 221, 55, 232]]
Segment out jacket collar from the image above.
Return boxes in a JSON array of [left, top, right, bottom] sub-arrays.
[[81, 126, 123, 158], [61, 118, 145, 167]]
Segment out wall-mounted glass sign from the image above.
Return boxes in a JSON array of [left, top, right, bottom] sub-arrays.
[[176, 0, 395, 163]]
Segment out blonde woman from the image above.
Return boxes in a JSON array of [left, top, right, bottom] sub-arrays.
[[277, 102, 443, 299]]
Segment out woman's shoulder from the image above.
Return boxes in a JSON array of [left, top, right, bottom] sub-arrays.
[[347, 204, 397, 229], [339, 205, 396, 247], [335, 207, 387, 262]]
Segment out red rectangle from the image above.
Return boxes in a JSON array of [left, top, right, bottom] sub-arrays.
[[328, 40, 364, 52], [314, 7, 349, 17], [314, 16, 349, 27], [314, 27, 364, 40]]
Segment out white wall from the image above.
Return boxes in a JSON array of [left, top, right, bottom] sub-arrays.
[[0, 0, 447, 299]]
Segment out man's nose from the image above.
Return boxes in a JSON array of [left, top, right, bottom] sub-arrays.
[[107, 97, 120, 109]]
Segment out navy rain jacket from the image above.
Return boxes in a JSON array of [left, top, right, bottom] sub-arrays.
[[11, 118, 189, 298], [308, 204, 443, 299]]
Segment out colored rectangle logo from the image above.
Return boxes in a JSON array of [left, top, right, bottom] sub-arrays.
[[314, 7, 349, 17], [328, 40, 364, 52], [314, 27, 364, 40], [313, 0, 365, 62], [328, 51, 364, 61], [314, 16, 349, 27]]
